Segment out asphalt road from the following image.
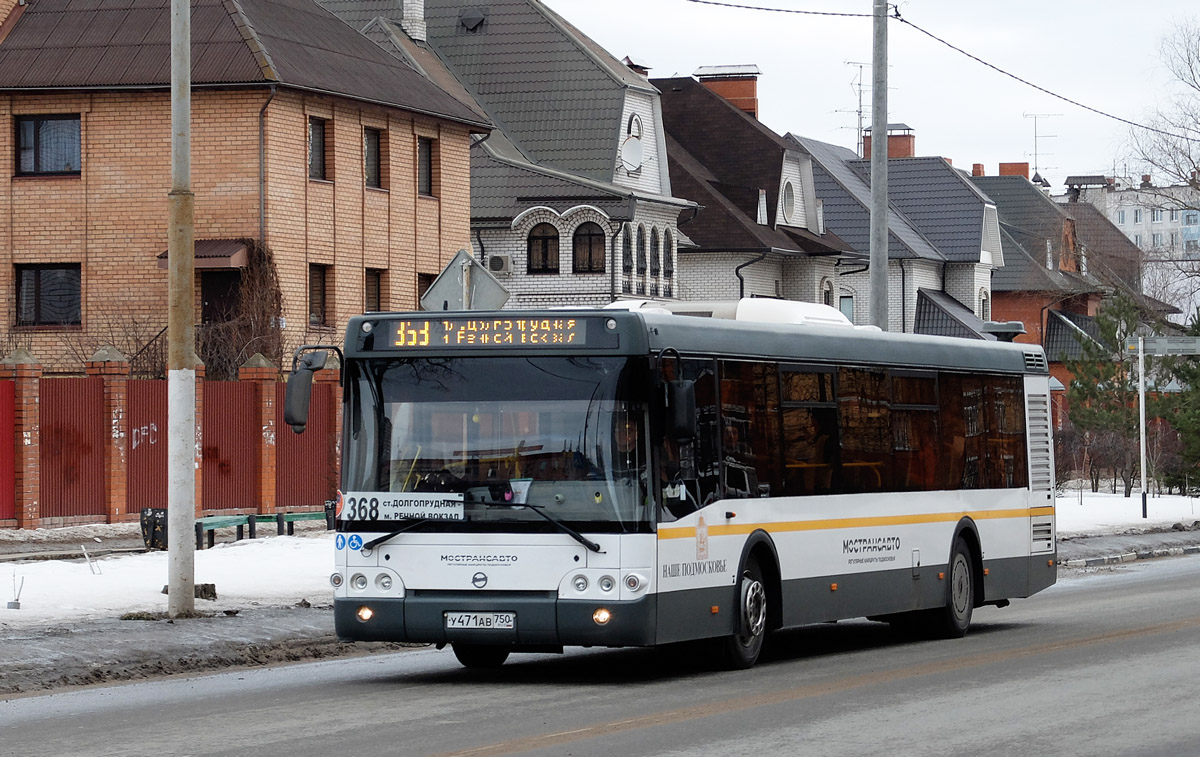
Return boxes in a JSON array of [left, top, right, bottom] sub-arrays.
[[4, 558, 1200, 757]]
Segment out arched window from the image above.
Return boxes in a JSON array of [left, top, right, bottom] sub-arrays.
[[572, 222, 606, 274], [663, 229, 675, 276], [527, 223, 559, 274], [822, 279, 834, 307], [636, 225, 647, 274], [979, 289, 991, 321], [649, 228, 660, 276], [622, 224, 633, 274]]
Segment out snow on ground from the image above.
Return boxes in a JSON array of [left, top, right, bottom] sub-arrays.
[[3, 533, 335, 626], [3, 488, 1200, 625]]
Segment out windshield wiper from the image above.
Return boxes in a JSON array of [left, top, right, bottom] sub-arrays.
[[362, 518, 433, 551], [475, 500, 604, 553]]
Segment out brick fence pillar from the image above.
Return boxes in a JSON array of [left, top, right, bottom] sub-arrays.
[[0, 349, 43, 529], [85, 347, 131, 524], [239, 353, 278, 515]]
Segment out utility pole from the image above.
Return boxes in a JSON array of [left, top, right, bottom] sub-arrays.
[[167, 0, 196, 616], [868, 0, 888, 330]]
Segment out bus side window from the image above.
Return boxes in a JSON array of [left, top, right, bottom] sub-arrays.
[[682, 358, 721, 505]]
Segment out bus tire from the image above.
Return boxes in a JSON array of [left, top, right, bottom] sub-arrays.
[[452, 643, 510, 668], [722, 558, 767, 669], [932, 537, 975, 638]]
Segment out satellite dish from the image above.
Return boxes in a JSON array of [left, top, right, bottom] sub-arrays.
[[620, 136, 643, 172]]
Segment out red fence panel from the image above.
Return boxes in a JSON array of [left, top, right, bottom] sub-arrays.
[[40, 377, 105, 518], [202, 381, 258, 512], [0, 380, 14, 521], [276, 382, 337, 509], [127, 380, 168, 511]]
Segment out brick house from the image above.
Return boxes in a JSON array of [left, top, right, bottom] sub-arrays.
[[0, 0, 489, 373]]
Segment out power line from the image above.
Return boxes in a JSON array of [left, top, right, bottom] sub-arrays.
[[680, 0, 1197, 144]]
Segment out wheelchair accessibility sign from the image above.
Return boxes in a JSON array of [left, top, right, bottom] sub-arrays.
[[348, 534, 363, 551]]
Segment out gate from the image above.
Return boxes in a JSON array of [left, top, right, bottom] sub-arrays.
[[276, 382, 336, 509], [40, 377, 105, 518], [0, 380, 14, 521], [127, 380, 168, 511], [202, 381, 258, 512]]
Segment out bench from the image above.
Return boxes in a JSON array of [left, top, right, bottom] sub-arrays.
[[250, 510, 334, 537], [194, 515, 250, 550]]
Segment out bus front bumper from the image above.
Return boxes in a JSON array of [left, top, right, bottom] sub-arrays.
[[334, 594, 658, 647]]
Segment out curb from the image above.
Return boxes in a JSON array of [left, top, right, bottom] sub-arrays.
[[1060, 544, 1200, 568]]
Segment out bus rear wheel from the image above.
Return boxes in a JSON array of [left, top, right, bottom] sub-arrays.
[[452, 643, 510, 669], [931, 537, 974, 638], [722, 559, 767, 669]]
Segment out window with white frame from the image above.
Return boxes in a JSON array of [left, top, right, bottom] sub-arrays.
[[1153, 208, 1164, 223], [1134, 209, 1143, 224], [1117, 210, 1126, 225]]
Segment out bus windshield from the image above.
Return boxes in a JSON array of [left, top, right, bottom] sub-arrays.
[[341, 356, 650, 532]]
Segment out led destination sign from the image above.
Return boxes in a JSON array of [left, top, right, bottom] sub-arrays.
[[377, 316, 619, 350]]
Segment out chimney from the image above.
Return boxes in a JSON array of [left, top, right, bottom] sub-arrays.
[[401, 0, 427, 41], [862, 123, 915, 159], [694, 65, 761, 119], [972, 163, 985, 177], [999, 162, 1029, 179], [1141, 174, 1153, 188], [622, 56, 650, 77]]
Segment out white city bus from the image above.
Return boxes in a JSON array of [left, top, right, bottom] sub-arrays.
[[284, 301, 1056, 669]]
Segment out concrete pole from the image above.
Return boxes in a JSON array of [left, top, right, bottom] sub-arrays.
[[868, 0, 889, 330], [167, 0, 196, 616]]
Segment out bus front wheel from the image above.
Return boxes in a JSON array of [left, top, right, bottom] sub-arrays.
[[722, 558, 767, 669], [452, 643, 510, 668]]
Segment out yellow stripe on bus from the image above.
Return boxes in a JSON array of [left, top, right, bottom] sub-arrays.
[[657, 506, 1054, 541]]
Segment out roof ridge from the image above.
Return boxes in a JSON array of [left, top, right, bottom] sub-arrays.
[[222, 0, 279, 81]]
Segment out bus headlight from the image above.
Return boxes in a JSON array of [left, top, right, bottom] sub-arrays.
[[330, 572, 344, 588], [572, 575, 589, 592], [598, 575, 615, 593], [624, 573, 643, 591], [592, 608, 612, 625], [376, 574, 393, 591], [351, 573, 368, 591], [356, 605, 374, 622]]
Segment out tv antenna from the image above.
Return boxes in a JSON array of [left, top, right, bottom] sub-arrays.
[[1023, 113, 1060, 177]]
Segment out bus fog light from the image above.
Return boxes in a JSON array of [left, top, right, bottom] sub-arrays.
[[573, 575, 589, 592], [592, 608, 611, 625], [598, 575, 615, 593], [351, 573, 368, 591], [376, 574, 393, 591], [356, 605, 374, 622], [624, 574, 643, 591], [330, 572, 344, 588]]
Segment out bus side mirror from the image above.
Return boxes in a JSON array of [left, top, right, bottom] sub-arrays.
[[666, 380, 697, 441], [284, 350, 328, 434]]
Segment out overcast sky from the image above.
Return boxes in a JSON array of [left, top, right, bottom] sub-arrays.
[[542, 0, 1194, 191]]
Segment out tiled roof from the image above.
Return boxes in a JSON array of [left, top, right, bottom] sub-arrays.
[[1045, 309, 1102, 361], [654, 78, 852, 257], [991, 223, 1100, 294], [913, 288, 992, 340], [421, 0, 649, 182], [0, 0, 489, 127], [787, 134, 944, 261], [664, 132, 851, 256], [848, 156, 993, 263], [1061, 200, 1142, 294]]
